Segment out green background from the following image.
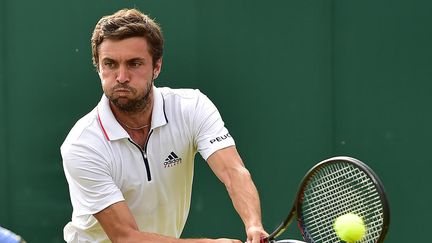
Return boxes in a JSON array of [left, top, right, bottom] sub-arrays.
[[1, 0, 431, 242]]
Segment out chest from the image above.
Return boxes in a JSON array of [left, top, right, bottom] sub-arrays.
[[107, 128, 196, 213], [128, 129, 150, 149], [111, 126, 196, 184]]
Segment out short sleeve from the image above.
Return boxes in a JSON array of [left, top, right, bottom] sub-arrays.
[[62, 142, 124, 217], [192, 91, 235, 160]]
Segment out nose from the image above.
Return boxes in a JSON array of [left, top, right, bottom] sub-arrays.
[[116, 65, 130, 83]]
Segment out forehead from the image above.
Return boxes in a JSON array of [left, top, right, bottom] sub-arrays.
[[98, 37, 151, 60]]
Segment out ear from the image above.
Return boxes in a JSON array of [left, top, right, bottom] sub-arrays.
[[153, 58, 163, 79]]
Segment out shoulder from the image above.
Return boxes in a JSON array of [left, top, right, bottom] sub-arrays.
[[61, 108, 106, 158], [158, 87, 205, 100], [157, 87, 214, 108], [157, 87, 205, 112], [61, 108, 113, 177]]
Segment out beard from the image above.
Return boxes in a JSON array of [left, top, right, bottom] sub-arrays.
[[106, 80, 153, 114]]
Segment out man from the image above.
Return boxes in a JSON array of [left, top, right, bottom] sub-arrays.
[[61, 8, 266, 243]]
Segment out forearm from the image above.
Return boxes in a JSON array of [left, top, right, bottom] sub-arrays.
[[95, 201, 240, 243], [207, 146, 266, 242], [116, 231, 225, 243], [224, 166, 263, 230]]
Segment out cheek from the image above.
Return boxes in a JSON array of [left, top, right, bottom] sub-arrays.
[[98, 74, 112, 93], [100, 79, 106, 89], [98, 73, 106, 85], [99, 69, 109, 79], [99, 71, 114, 84]]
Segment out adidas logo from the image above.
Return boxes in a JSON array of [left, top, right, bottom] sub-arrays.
[[164, 152, 182, 168]]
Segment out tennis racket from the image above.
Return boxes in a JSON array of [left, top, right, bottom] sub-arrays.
[[261, 156, 390, 243]]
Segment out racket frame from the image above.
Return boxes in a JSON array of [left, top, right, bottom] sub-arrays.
[[264, 156, 390, 243]]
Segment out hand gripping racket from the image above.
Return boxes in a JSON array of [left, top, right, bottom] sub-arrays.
[[261, 156, 390, 243]]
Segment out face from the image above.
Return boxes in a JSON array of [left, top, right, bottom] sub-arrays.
[[98, 37, 162, 114]]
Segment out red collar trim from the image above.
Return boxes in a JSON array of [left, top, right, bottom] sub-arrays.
[[97, 108, 110, 141]]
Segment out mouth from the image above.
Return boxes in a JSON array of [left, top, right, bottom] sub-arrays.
[[113, 83, 133, 91], [111, 89, 133, 100], [114, 88, 131, 92], [113, 86, 134, 94], [110, 84, 137, 100]]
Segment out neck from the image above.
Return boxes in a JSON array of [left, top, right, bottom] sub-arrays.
[[110, 99, 154, 132], [119, 121, 150, 130]]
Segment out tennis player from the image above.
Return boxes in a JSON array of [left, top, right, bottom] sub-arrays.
[[61, 8, 266, 243]]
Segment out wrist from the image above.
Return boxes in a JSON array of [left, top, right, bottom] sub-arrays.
[[246, 221, 264, 230], [246, 224, 265, 235]]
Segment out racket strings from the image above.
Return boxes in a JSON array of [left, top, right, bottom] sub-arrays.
[[299, 162, 385, 243]]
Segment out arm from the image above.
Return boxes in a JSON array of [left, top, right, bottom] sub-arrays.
[[207, 146, 267, 243], [94, 201, 242, 243]]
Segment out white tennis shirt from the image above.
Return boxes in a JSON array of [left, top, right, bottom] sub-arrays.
[[61, 87, 235, 243]]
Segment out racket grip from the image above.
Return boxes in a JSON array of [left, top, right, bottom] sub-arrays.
[[260, 236, 268, 243]]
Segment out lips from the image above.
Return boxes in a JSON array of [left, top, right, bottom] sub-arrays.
[[114, 88, 131, 92], [113, 85, 134, 94]]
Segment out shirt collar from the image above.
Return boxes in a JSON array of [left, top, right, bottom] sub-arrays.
[[97, 86, 168, 141]]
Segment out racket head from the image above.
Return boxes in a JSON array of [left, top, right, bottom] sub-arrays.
[[295, 156, 390, 243]]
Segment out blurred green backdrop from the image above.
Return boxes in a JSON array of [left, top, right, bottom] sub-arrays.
[[1, 0, 431, 242]]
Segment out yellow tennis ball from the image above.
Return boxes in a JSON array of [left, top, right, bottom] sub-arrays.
[[334, 213, 366, 242]]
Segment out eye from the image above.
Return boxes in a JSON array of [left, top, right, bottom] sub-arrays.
[[103, 60, 116, 69], [129, 60, 143, 68]]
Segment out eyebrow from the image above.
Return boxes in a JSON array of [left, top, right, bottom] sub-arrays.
[[127, 58, 146, 63], [101, 57, 147, 63], [101, 57, 116, 63]]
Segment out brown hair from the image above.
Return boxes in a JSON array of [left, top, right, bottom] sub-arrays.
[[91, 8, 164, 70]]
